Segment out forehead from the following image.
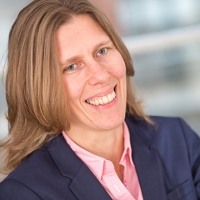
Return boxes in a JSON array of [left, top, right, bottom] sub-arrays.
[[55, 14, 111, 62]]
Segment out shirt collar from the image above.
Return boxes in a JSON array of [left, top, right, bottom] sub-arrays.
[[62, 121, 133, 180], [120, 122, 134, 167]]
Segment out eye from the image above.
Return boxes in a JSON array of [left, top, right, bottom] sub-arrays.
[[97, 48, 107, 56], [64, 63, 78, 72]]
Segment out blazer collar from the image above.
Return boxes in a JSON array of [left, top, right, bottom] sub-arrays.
[[47, 134, 111, 200], [125, 116, 168, 200]]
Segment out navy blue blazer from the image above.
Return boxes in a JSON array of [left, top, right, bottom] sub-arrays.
[[0, 116, 200, 200]]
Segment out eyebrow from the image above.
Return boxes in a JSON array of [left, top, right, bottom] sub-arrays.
[[60, 39, 113, 66], [93, 39, 113, 52]]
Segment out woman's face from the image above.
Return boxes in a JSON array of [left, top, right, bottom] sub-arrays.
[[56, 14, 127, 133]]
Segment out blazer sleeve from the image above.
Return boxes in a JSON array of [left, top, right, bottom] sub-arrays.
[[178, 118, 200, 199], [0, 179, 42, 200]]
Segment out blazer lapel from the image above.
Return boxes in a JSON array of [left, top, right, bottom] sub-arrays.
[[126, 117, 168, 200], [69, 163, 111, 200], [48, 134, 111, 200]]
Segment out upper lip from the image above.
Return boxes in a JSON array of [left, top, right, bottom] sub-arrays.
[[85, 85, 116, 101]]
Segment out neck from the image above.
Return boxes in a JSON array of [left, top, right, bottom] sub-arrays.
[[66, 124, 124, 164]]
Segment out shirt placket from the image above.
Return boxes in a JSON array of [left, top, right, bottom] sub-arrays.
[[102, 160, 136, 200]]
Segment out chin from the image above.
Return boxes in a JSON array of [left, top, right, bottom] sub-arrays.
[[96, 114, 125, 131]]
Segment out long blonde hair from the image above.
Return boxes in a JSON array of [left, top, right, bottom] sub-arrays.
[[0, 0, 150, 174]]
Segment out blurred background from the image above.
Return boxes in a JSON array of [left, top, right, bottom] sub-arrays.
[[0, 0, 200, 140]]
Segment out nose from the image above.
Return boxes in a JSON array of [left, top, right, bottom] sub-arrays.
[[87, 60, 110, 86]]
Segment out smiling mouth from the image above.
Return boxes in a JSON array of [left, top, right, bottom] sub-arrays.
[[85, 90, 116, 106]]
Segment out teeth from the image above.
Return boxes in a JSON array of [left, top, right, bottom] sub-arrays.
[[102, 96, 108, 104], [99, 99, 103, 105], [108, 94, 112, 101], [111, 92, 115, 99], [86, 90, 116, 106], [95, 99, 99, 106]]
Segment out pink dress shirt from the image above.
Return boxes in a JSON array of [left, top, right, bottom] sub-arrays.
[[62, 122, 143, 200]]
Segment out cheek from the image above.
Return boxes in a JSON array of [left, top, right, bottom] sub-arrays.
[[110, 55, 126, 79], [63, 79, 80, 116], [63, 77, 77, 101], [63, 75, 86, 107]]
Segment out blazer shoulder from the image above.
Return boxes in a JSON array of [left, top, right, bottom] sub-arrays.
[[5, 146, 52, 178], [0, 136, 78, 199], [150, 116, 199, 142], [125, 115, 199, 144], [0, 145, 58, 195], [0, 179, 42, 199]]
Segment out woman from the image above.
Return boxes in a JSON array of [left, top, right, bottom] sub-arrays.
[[0, 0, 200, 199]]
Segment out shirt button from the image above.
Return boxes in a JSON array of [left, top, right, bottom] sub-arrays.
[[124, 180, 127, 187]]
